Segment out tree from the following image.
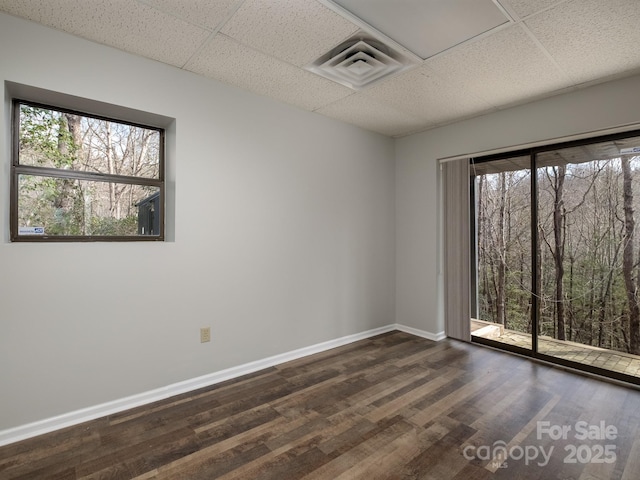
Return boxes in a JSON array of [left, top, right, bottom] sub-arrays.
[[621, 156, 640, 354], [17, 104, 160, 236]]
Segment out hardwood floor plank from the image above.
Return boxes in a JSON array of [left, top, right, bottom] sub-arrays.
[[397, 422, 478, 479], [621, 437, 640, 480], [328, 427, 419, 480], [479, 393, 561, 473], [8, 466, 76, 480], [299, 418, 415, 480], [75, 427, 196, 478], [466, 385, 554, 454], [2, 332, 640, 479], [193, 403, 279, 441], [407, 369, 504, 427], [214, 431, 326, 479], [445, 372, 524, 426], [329, 365, 435, 412], [449, 463, 494, 480], [336, 418, 466, 480]]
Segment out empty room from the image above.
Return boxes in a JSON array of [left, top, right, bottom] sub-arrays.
[[1, 0, 640, 478]]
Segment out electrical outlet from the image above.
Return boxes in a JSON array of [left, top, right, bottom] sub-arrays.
[[200, 327, 211, 343]]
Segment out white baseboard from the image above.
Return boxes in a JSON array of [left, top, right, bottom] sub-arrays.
[[0, 324, 443, 447], [394, 324, 446, 341]]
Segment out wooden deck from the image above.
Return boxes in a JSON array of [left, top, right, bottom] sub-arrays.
[[2, 331, 640, 479], [471, 319, 640, 377]]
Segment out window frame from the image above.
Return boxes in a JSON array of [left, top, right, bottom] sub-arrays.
[[10, 99, 165, 242], [468, 127, 640, 386]]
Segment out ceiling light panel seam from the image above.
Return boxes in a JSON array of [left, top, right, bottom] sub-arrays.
[[175, 0, 248, 69], [421, 20, 513, 66], [207, 32, 324, 73], [135, 0, 210, 30], [518, 21, 577, 85], [134, 0, 245, 32], [516, 0, 573, 21], [181, 32, 219, 70], [310, 91, 359, 113], [492, 0, 518, 22]]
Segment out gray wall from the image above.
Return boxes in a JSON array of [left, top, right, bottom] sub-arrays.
[[396, 73, 640, 336], [0, 13, 396, 430]]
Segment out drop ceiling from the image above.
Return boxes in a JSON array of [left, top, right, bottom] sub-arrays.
[[1, 0, 639, 138]]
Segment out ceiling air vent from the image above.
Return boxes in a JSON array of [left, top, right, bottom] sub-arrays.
[[306, 33, 418, 90]]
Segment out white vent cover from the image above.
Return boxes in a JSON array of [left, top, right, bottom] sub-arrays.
[[306, 34, 418, 90]]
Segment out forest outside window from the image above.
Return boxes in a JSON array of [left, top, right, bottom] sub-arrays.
[[11, 100, 164, 241], [470, 129, 640, 383]]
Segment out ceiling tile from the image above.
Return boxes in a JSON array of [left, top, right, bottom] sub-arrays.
[[0, 0, 210, 67], [427, 24, 571, 107], [219, 0, 360, 67], [185, 34, 353, 111], [525, 0, 640, 84], [142, 0, 241, 30], [2, 0, 639, 138], [316, 92, 427, 137], [503, 0, 562, 18], [363, 65, 495, 126], [334, 0, 509, 59]]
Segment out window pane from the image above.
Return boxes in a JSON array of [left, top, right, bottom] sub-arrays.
[[472, 155, 533, 350], [17, 175, 160, 237], [18, 104, 160, 179], [536, 136, 640, 377]]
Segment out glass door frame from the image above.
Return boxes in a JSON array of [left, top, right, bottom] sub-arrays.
[[469, 128, 640, 387]]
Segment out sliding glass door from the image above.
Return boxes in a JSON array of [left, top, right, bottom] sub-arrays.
[[536, 138, 640, 377], [470, 130, 640, 383], [471, 154, 532, 351]]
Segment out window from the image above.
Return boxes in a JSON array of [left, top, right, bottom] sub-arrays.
[[11, 100, 164, 241], [469, 129, 640, 384]]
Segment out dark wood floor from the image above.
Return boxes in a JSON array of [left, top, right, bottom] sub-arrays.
[[2, 331, 640, 479]]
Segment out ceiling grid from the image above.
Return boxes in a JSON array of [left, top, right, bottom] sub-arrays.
[[0, 0, 639, 137]]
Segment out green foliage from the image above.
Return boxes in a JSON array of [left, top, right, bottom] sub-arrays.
[[19, 106, 77, 168], [89, 216, 137, 236], [18, 106, 85, 235], [17, 104, 156, 238]]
